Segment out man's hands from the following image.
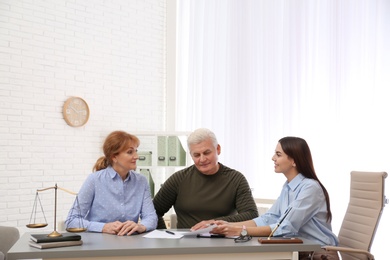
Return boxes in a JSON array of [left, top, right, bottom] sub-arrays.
[[191, 219, 217, 231], [103, 220, 146, 236], [191, 219, 241, 236]]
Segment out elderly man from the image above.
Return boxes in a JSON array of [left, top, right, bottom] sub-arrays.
[[153, 128, 258, 229]]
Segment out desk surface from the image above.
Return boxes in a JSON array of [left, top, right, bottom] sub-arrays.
[[8, 231, 321, 260]]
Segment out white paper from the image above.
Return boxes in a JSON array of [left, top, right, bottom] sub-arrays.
[[143, 225, 217, 239], [143, 230, 183, 239]]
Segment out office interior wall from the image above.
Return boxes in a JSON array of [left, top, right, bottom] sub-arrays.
[[0, 0, 166, 234], [175, 1, 389, 258], [165, 0, 177, 131]]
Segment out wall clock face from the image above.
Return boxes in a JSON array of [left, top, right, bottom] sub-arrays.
[[63, 97, 90, 127]]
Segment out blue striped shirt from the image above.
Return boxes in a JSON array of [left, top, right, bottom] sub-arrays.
[[253, 173, 338, 246]]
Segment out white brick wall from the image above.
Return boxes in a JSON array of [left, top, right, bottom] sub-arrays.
[[0, 0, 166, 234]]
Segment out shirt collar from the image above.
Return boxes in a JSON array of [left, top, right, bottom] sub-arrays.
[[107, 166, 132, 181], [287, 173, 304, 191]]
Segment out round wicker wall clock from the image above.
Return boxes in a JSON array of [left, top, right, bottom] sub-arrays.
[[62, 97, 90, 127]]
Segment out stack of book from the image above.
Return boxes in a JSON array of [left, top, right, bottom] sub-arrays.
[[29, 233, 83, 249]]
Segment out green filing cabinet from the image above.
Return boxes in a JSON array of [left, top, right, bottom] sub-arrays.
[[139, 168, 155, 198], [137, 151, 152, 166], [167, 136, 186, 166]]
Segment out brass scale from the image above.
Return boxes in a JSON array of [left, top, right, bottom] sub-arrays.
[[27, 184, 86, 237]]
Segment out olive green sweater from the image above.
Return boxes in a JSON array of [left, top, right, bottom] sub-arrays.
[[153, 163, 259, 229]]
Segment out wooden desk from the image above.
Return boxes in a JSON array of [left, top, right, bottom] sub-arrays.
[[8, 232, 321, 260]]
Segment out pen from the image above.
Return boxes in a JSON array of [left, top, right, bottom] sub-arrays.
[[166, 230, 176, 235], [268, 207, 292, 239]]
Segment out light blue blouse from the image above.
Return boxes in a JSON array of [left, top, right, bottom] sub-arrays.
[[253, 173, 338, 246], [65, 166, 157, 233]]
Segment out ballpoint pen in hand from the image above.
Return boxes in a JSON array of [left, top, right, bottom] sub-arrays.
[[268, 207, 292, 240]]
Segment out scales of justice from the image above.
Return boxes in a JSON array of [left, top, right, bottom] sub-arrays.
[[26, 183, 86, 237]]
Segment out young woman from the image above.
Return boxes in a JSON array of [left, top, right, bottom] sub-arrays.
[[212, 136, 339, 259], [65, 131, 157, 235]]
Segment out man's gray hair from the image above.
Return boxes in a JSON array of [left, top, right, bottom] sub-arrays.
[[187, 128, 218, 149]]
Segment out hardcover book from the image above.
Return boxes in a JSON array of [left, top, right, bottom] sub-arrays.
[[30, 233, 82, 243], [29, 240, 83, 249]]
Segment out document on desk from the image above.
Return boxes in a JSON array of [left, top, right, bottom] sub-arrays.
[[143, 230, 183, 239], [143, 225, 217, 239], [176, 224, 216, 237]]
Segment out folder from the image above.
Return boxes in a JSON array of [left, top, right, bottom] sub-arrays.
[[167, 136, 186, 166], [258, 237, 303, 244], [137, 151, 152, 166], [157, 136, 168, 166], [139, 169, 155, 197]]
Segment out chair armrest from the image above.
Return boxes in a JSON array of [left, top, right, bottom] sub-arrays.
[[322, 245, 374, 260], [170, 214, 177, 229]]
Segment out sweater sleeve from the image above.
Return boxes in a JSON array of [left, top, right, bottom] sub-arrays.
[[217, 173, 259, 222], [152, 170, 183, 229]]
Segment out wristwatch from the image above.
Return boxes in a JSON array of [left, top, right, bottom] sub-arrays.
[[240, 225, 248, 237]]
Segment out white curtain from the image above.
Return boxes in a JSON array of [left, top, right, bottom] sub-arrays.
[[175, 0, 389, 257]]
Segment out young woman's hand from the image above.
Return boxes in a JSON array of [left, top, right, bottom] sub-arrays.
[[211, 221, 241, 237]]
